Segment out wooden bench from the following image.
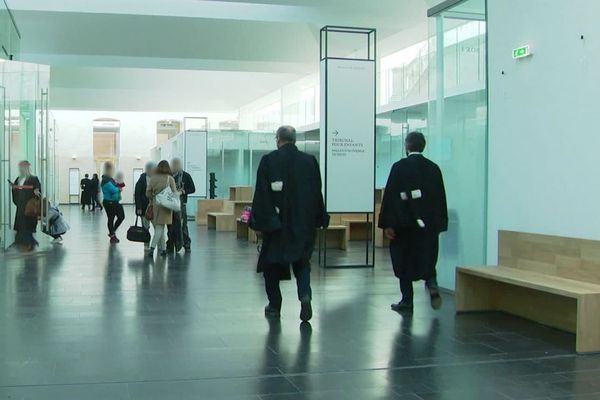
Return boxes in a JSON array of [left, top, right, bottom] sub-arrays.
[[229, 186, 253, 202], [457, 230, 600, 354], [341, 215, 373, 241], [207, 212, 236, 232], [236, 219, 258, 243], [317, 225, 348, 250], [229, 200, 252, 219], [196, 199, 226, 225]]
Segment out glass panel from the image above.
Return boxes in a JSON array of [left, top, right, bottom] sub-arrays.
[[427, 0, 487, 290], [206, 130, 251, 199], [0, 1, 20, 60], [0, 60, 49, 249]]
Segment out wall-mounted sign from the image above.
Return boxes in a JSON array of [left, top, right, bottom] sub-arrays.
[[513, 45, 531, 59]]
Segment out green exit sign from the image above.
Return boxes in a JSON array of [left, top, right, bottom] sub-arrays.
[[513, 45, 531, 59]]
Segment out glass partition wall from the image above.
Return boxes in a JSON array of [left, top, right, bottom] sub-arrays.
[[427, 0, 488, 289], [0, 60, 51, 250]]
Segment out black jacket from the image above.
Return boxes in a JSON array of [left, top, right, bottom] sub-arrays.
[[378, 154, 448, 234], [134, 173, 150, 213], [173, 171, 196, 204], [251, 143, 328, 274]]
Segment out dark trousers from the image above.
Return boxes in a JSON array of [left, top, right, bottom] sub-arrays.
[[400, 275, 438, 304], [168, 203, 191, 250], [264, 260, 312, 311], [103, 201, 125, 236], [181, 203, 191, 248], [92, 193, 102, 210]]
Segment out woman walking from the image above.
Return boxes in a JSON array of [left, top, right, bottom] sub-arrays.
[[146, 160, 178, 257], [101, 162, 125, 244], [10, 160, 41, 252]]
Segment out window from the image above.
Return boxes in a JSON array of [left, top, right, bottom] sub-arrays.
[[156, 120, 181, 145], [93, 118, 120, 172]]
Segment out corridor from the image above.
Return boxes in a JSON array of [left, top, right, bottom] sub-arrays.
[[0, 207, 597, 400]]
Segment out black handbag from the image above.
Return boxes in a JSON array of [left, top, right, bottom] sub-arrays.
[[127, 216, 151, 243]]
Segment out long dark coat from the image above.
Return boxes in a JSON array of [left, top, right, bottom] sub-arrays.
[[250, 143, 328, 280], [80, 178, 93, 205], [378, 154, 448, 281], [134, 173, 150, 213], [12, 175, 41, 233]]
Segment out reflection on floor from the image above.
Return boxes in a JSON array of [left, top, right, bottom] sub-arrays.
[[0, 206, 598, 400]]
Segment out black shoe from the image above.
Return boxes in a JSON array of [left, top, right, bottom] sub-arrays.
[[429, 288, 442, 310], [391, 301, 414, 314], [300, 296, 313, 322], [264, 304, 281, 318], [184, 247, 191, 254]]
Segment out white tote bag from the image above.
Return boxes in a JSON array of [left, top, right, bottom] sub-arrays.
[[155, 185, 181, 212]]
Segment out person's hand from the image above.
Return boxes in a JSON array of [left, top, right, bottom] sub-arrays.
[[384, 228, 396, 241], [136, 209, 142, 216], [34, 188, 41, 197]]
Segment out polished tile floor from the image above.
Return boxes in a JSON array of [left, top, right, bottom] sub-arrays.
[[1, 206, 599, 400]]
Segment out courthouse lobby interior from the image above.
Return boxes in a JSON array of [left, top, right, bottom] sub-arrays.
[[2, 0, 600, 399]]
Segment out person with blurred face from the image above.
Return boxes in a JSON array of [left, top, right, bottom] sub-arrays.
[[10, 160, 41, 252], [168, 157, 195, 254], [101, 162, 125, 244], [135, 161, 157, 250], [146, 160, 178, 257]]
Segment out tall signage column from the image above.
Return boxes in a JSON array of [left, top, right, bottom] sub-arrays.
[[320, 26, 376, 268], [183, 117, 209, 220]]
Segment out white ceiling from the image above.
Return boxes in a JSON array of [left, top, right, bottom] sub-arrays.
[[8, 0, 433, 112]]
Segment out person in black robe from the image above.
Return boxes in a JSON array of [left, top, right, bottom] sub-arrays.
[[10, 160, 42, 252], [378, 131, 448, 314], [80, 174, 93, 211], [250, 125, 328, 322], [90, 173, 102, 211]]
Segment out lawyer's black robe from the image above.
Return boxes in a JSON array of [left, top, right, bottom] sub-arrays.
[[80, 178, 93, 206], [12, 175, 41, 233], [250, 143, 328, 280], [378, 154, 448, 281]]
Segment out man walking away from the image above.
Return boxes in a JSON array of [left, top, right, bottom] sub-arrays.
[[378, 131, 448, 314], [250, 125, 328, 322], [168, 158, 196, 253], [135, 161, 156, 250], [80, 174, 93, 211]]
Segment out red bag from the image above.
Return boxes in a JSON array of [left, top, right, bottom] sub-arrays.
[[145, 204, 154, 221]]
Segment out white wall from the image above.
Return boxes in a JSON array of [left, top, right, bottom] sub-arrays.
[[487, 0, 600, 261], [54, 110, 236, 204]]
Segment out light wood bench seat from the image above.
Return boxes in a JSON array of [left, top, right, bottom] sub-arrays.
[[196, 199, 226, 225], [317, 225, 348, 250], [207, 212, 236, 232], [457, 231, 600, 354], [236, 219, 258, 243]]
